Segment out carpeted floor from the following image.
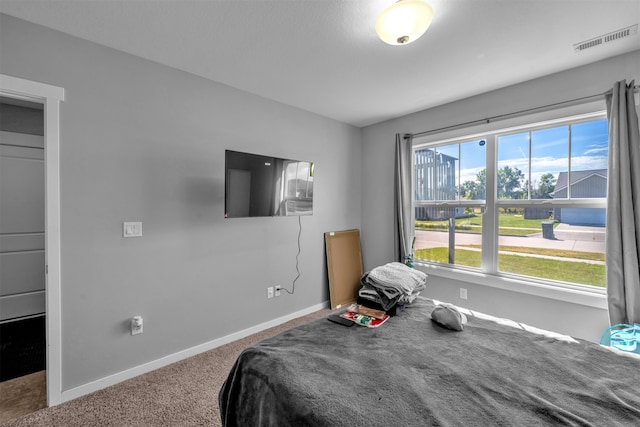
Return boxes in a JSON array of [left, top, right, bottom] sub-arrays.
[[0, 308, 330, 426]]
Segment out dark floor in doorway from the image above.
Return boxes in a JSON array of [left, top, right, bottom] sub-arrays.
[[0, 316, 45, 382]]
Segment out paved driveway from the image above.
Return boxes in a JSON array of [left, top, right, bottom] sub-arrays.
[[415, 223, 605, 254]]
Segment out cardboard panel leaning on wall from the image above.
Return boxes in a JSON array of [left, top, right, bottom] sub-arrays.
[[0, 13, 362, 393], [325, 229, 363, 309]]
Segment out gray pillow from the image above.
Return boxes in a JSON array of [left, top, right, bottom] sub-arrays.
[[431, 303, 467, 331]]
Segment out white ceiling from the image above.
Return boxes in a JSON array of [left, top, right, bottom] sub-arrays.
[[1, 0, 639, 127]]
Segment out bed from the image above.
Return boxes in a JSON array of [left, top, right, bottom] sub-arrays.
[[219, 297, 640, 426]]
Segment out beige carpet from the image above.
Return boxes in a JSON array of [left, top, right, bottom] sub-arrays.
[[1, 308, 330, 427], [0, 371, 47, 423]]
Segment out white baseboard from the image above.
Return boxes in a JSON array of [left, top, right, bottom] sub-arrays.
[[59, 301, 329, 403]]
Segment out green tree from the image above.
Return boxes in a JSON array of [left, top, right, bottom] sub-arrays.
[[476, 169, 486, 190], [460, 166, 526, 200], [460, 169, 486, 200], [497, 166, 525, 199], [532, 173, 556, 199], [460, 179, 483, 200]]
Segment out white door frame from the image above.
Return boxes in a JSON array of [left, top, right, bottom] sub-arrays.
[[1, 74, 64, 406]]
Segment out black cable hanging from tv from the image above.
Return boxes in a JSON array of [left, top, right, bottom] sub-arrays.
[[282, 215, 302, 295]]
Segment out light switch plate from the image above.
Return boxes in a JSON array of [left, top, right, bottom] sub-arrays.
[[123, 221, 142, 237]]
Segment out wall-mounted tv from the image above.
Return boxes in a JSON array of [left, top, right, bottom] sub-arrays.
[[225, 150, 314, 218]]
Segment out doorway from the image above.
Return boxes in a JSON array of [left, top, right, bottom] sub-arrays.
[[0, 74, 64, 410], [0, 97, 47, 421]]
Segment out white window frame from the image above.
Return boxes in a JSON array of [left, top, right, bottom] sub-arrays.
[[411, 104, 608, 309]]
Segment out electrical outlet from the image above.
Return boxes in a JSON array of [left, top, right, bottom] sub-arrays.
[[275, 286, 281, 297], [267, 287, 274, 299], [131, 316, 143, 335], [460, 288, 468, 300]]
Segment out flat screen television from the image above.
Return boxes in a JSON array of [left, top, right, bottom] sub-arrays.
[[225, 150, 314, 218]]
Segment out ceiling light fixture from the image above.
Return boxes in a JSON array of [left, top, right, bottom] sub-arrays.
[[375, 0, 434, 46]]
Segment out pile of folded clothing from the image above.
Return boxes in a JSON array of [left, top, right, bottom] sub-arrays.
[[358, 262, 427, 313]]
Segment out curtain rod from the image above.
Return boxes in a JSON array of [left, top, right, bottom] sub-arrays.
[[404, 84, 640, 140]]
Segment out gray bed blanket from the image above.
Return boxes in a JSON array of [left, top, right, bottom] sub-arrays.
[[219, 297, 640, 426]]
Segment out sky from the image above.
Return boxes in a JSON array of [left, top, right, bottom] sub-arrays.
[[443, 118, 609, 190]]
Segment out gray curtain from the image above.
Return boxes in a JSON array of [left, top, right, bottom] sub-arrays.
[[394, 133, 415, 266], [605, 80, 640, 325]]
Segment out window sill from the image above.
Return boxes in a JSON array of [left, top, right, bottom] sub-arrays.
[[415, 262, 608, 310]]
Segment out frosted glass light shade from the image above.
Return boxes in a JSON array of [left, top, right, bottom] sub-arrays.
[[375, 0, 434, 45]]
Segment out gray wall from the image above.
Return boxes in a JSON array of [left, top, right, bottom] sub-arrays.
[[361, 49, 640, 342], [0, 14, 362, 390]]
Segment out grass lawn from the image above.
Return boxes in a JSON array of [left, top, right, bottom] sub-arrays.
[[415, 214, 554, 236], [414, 247, 606, 287], [460, 244, 605, 262]]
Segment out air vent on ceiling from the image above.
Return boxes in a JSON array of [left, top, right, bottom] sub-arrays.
[[573, 24, 638, 52]]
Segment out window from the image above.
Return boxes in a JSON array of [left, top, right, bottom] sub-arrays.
[[413, 112, 608, 290], [279, 160, 314, 215], [414, 138, 486, 269]]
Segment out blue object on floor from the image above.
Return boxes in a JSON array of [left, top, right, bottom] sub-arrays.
[[600, 323, 640, 354]]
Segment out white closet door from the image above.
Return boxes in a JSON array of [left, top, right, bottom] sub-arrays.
[[0, 131, 45, 321]]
